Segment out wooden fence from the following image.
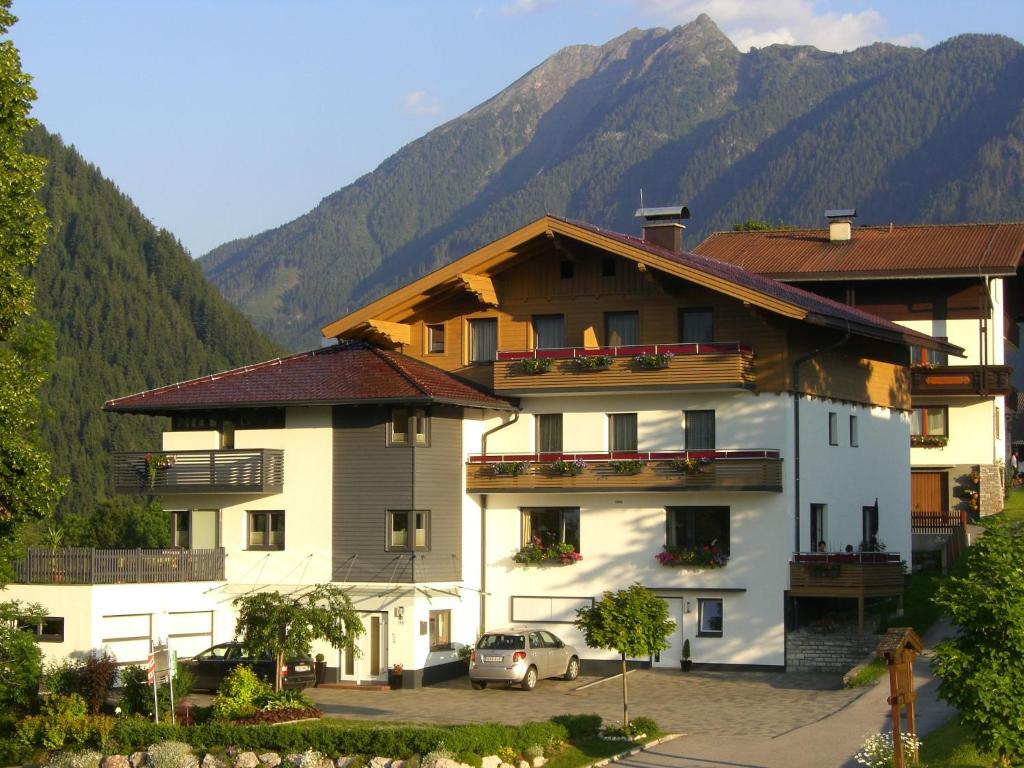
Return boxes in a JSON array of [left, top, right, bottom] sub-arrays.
[[14, 547, 225, 584]]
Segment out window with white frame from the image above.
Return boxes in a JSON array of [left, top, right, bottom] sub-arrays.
[[828, 412, 838, 446], [849, 415, 858, 447], [698, 598, 723, 637]]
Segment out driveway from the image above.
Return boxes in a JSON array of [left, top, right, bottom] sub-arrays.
[[305, 669, 866, 737]]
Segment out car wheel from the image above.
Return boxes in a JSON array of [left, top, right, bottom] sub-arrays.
[[564, 656, 580, 681], [521, 666, 538, 691], [471, 681, 487, 690]]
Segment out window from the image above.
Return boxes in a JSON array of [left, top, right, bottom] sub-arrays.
[[389, 510, 429, 551], [698, 598, 723, 637], [537, 414, 563, 453], [429, 609, 451, 650], [169, 510, 217, 549], [666, 506, 730, 554], [828, 412, 838, 446], [467, 318, 498, 362], [522, 507, 580, 551], [601, 257, 616, 277], [909, 343, 948, 367], [810, 503, 828, 551], [683, 410, 715, 450], [427, 324, 445, 354], [248, 511, 285, 550], [171, 409, 284, 431], [849, 415, 858, 447], [559, 260, 575, 279], [390, 407, 429, 446], [609, 413, 638, 452], [539, 630, 562, 648], [911, 406, 948, 437], [532, 314, 565, 350], [19, 616, 64, 643], [862, 505, 880, 549], [679, 308, 714, 343], [605, 311, 639, 346]]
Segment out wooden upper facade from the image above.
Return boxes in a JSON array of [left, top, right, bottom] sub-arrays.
[[323, 217, 957, 410]]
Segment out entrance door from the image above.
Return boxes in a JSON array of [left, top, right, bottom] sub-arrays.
[[339, 612, 387, 683], [912, 472, 948, 516], [653, 598, 683, 668]]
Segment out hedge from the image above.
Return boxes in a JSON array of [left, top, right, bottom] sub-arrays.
[[19, 716, 582, 758]]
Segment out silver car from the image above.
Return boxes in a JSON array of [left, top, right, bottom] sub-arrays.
[[468, 627, 580, 690]]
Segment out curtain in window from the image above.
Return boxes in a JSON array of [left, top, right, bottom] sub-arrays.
[[268, 513, 285, 547], [605, 312, 639, 346], [611, 413, 638, 451], [538, 414, 563, 453], [391, 511, 409, 548], [414, 512, 427, 548], [910, 408, 923, 435], [191, 509, 217, 549], [680, 309, 714, 343], [684, 410, 715, 450], [468, 318, 498, 362], [533, 315, 565, 350], [927, 408, 947, 435]]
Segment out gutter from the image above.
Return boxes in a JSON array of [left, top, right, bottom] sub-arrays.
[[792, 323, 851, 554]]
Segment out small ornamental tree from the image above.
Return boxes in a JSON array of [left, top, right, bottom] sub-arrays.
[[0, 600, 45, 709], [233, 584, 364, 691], [575, 583, 674, 727], [932, 519, 1024, 765]]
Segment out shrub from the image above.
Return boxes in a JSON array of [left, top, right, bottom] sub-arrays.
[[42, 651, 118, 714], [262, 689, 314, 711], [16, 713, 115, 751], [146, 740, 196, 768], [525, 744, 545, 759], [422, 746, 455, 768], [119, 662, 195, 722], [0, 735, 36, 767], [550, 714, 601, 740], [44, 749, 103, 768], [627, 718, 659, 738], [459, 752, 483, 768], [0, 600, 45, 710], [42, 693, 89, 720], [213, 665, 274, 721], [496, 746, 518, 764]]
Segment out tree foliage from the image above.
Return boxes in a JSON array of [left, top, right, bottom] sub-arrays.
[[0, 0, 63, 581], [575, 584, 674, 726], [932, 519, 1024, 765], [57, 498, 170, 549], [233, 585, 364, 691], [0, 599, 45, 709]]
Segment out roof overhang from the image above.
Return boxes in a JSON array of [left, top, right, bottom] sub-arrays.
[[104, 394, 518, 416], [804, 313, 965, 357]]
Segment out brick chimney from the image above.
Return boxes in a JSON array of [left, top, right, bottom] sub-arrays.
[[825, 208, 856, 242], [636, 205, 690, 253]]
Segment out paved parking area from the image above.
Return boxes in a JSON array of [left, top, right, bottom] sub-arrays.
[[305, 669, 866, 737]]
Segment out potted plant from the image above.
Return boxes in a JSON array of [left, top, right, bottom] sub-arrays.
[[574, 354, 613, 370], [550, 458, 586, 476], [610, 459, 645, 475], [492, 460, 530, 477], [313, 653, 327, 687], [520, 358, 553, 374], [670, 457, 712, 474], [681, 639, 692, 672], [633, 351, 675, 369], [388, 663, 404, 690], [143, 452, 175, 487]]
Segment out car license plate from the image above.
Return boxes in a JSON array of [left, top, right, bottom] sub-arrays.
[[483, 655, 503, 662], [293, 664, 310, 672]]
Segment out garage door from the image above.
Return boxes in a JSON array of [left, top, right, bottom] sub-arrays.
[[167, 611, 213, 660], [101, 613, 152, 667]]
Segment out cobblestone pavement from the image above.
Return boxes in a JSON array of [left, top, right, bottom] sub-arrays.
[[305, 669, 867, 737]]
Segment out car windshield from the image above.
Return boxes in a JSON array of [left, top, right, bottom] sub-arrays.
[[478, 634, 526, 650]]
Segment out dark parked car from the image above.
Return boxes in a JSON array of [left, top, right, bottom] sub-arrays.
[[182, 642, 316, 691], [469, 627, 580, 691]]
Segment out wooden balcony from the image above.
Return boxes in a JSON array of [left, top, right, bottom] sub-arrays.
[[492, 343, 755, 395], [910, 364, 1012, 397], [14, 547, 225, 584], [912, 510, 967, 535], [113, 449, 284, 495], [467, 450, 782, 493], [789, 553, 903, 598]]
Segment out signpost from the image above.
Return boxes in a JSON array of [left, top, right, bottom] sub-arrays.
[[150, 643, 176, 725], [876, 627, 924, 768]]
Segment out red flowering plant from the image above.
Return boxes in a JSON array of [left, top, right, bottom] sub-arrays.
[[143, 452, 175, 487], [655, 542, 728, 568], [513, 537, 582, 565]]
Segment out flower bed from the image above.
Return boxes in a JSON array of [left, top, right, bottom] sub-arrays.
[[655, 545, 728, 568]]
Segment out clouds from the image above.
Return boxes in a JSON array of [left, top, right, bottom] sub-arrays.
[[633, 0, 925, 51], [500, 0, 554, 17], [402, 90, 443, 116]]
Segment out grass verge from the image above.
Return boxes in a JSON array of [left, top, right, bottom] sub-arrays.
[[919, 718, 990, 767], [543, 738, 637, 768], [844, 657, 887, 688]]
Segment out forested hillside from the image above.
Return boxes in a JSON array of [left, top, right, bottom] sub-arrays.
[[201, 15, 1024, 350], [27, 127, 281, 518]]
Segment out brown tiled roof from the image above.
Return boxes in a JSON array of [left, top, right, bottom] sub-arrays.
[[692, 223, 1024, 279], [104, 341, 515, 414], [557, 217, 963, 355]]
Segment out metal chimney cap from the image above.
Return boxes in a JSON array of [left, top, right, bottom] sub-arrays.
[[825, 208, 857, 220], [635, 205, 690, 221]]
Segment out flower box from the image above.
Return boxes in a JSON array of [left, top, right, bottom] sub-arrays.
[[573, 355, 613, 370], [513, 539, 582, 565], [492, 460, 531, 477], [549, 459, 586, 476], [520, 358, 553, 374], [633, 352, 675, 369], [669, 457, 712, 474], [911, 434, 948, 448], [655, 544, 728, 568], [609, 459, 645, 475]]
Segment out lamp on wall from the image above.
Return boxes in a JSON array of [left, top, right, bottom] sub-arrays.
[[394, 606, 404, 620], [685, 600, 692, 614]]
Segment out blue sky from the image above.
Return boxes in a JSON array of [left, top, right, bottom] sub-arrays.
[[10, 0, 1024, 257]]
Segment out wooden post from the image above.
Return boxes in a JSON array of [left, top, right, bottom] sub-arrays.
[[876, 629, 923, 768]]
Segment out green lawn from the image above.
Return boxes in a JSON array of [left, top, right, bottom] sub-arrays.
[[919, 718, 992, 767], [543, 738, 639, 768], [998, 486, 1024, 524]]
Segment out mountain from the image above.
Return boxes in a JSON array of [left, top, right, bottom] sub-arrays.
[[27, 127, 282, 519], [201, 15, 1024, 350]]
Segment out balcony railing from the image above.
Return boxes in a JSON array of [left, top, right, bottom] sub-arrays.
[[113, 449, 284, 494], [789, 552, 903, 596], [14, 547, 225, 584], [912, 509, 968, 535], [492, 343, 755, 394], [467, 449, 782, 492], [910, 364, 1012, 397]]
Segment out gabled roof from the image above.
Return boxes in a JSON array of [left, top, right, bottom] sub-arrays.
[[692, 223, 1024, 280], [104, 341, 515, 414], [322, 215, 961, 355]]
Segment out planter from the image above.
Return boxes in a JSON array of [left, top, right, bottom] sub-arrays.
[[520, 358, 553, 375], [388, 670, 403, 690], [680, 659, 692, 672], [313, 661, 327, 687]]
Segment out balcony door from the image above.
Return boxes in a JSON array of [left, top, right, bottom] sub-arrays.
[[339, 612, 387, 683]]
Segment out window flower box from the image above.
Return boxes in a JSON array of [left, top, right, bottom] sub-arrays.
[[655, 544, 728, 568], [573, 355, 613, 370], [143, 452, 175, 487], [911, 434, 947, 448], [549, 459, 586, 476], [670, 457, 712, 474], [633, 351, 675, 369], [610, 459, 645, 475], [492, 460, 531, 477], [520, 358, 553, 375], [512, 539, 582, 566]]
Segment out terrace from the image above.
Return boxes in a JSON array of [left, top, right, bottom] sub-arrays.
[[467, 449, 782, 492], [14, 547, 226, 585], [789, 551, 904, 632], [113, 449, 284, 495], [492, 342, 755, 394]]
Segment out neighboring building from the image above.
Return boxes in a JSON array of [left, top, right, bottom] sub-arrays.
[[694, 216, 1024, 526], [11, 212, 955, 679]]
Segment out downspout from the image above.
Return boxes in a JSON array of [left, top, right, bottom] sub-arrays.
[[478, 411, 519, 636], [792, 322, 851, 553], [481, 411, 520, 457]]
